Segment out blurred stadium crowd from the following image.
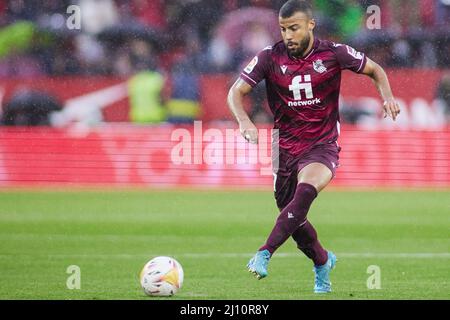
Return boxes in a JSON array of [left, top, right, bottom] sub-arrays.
[[0, 0, 449, 126], [1, 0, 449, 78]]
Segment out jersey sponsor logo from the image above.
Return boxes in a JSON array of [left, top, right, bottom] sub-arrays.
[[280, 65, 288, 74], [288, 98, 321, 107], [313, 59, 327, 73], [244, 56, 258, 74], [289, 74, 313, 100], [288, 74, 321, 107]]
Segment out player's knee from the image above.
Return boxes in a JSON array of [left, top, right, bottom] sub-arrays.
[[297, 164, 333, 191], [297, 176, 330, 192]]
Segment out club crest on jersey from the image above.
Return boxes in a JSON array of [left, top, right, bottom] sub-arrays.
[[313, 59, 327, 73]]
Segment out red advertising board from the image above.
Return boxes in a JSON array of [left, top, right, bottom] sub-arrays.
[[0, 125, 448, 188]]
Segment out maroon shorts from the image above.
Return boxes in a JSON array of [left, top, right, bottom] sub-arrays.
[[273, 142, 341, 210]]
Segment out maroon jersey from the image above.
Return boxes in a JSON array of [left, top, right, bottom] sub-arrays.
[[240, 38, 367, 156]]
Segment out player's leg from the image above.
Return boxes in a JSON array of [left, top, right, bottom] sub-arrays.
[[291, 220, 327, 265], [291, 162, 331, 265], [248, 161, 337, 287], [297, 162, 333, 192], [259, 162, 332, 255], [248, 162, 330, 280], [247, 155, 294, 279], [291, 163, 337, 293], [248, 163, 331, 279]]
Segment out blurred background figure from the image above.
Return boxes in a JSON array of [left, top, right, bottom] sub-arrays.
[[127, 39, 167, 124], [0, 0, 448, 126], [1, 88, 62, 126], [209, 6, 280, 122], [436, 72, 450, 121], [166, 58, 201, 124], [209, 7, 279, 72]]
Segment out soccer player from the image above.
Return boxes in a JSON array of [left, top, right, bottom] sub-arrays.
[[227, 0, 400, 293]]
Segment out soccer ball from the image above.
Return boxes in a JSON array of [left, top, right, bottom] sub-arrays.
[[139, 256, 184, 297]]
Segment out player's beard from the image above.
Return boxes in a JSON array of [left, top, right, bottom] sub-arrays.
[[288, 33, 311, 58]]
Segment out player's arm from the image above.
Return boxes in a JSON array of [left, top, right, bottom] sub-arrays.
[[227, 78, 258, 144], [361, 58, 401, 121]]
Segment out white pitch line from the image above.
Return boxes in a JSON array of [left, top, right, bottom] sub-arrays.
[[0, 253, 449, 259]]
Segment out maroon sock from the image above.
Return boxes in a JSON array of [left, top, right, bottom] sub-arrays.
[[291, 220, 328, 266], [260, 183, 318, 255]]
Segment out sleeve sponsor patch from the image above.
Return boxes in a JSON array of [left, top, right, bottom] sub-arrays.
[[244, 56, 258, 74], [346, 45, 363, 60]]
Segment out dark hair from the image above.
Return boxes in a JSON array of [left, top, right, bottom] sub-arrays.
[[279, 0, 313, 19]]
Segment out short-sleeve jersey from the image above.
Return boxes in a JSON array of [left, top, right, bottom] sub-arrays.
[[239, 38, 367, 156]]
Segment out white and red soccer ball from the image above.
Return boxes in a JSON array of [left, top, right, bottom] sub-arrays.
[[139, 256, 184, 297]]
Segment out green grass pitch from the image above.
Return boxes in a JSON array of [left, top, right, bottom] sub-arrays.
[[0, 188, 448, 300]]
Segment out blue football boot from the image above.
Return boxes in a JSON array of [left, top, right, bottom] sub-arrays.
[[247, 249, 271, 279], [313, 251, 337, 293]]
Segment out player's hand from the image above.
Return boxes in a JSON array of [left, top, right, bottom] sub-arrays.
[[239, 119, 258, 144], [383, 99, 401, 121]]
